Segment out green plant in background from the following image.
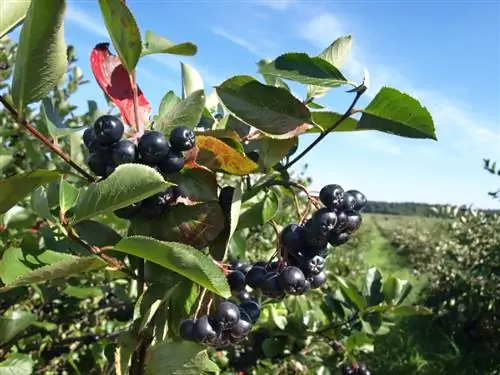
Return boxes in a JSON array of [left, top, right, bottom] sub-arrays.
[[0, 1, 439, 374]]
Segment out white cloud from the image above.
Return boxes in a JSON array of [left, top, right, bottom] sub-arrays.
[[210, 27, 262, 56], [66, 6, 108, 39], [255, 0, 297, 11], [297, 12, 500, 157]]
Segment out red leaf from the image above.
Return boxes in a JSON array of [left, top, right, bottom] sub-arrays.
[[90, 43, 151, 128]]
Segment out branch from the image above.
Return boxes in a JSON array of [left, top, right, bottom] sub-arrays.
[[0, 95, 96, 183], [281, 89, 365, 171], [130, 71, 140, 134]]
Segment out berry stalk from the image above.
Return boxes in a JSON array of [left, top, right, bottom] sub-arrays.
[[0, 95, 96, 183], [281, 89, 365, 171]]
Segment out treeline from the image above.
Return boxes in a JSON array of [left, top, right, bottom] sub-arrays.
[[363, 201, 500, 217]]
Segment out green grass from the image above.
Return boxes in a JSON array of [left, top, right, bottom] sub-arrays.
[[350, 214, 429, 303]]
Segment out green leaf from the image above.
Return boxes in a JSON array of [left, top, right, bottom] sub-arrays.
[[0, 311, 37, 346], [309, 111, 359, 133], [345, 331, 374, 354], [363, 267, 383, 306], [168, 279, 198, 339], [41, 97, 85, 137], [0, 253, 106, 292], [114, 236, 231, 298], [0, 170, 61, 214], [0, 0, 31, 39], [131, 202, 224, 250], [216, 75, 313, 139], [11, 0, 67, 112], [307, 35, 353, 99], [0, 353, 34, 375], [358, 87, 437, 140], [158, 90, 181, 117], [59, 177, 78, 214], [237, 189, 280, 230], [0, 154, 13, 172], [382, 276, 398, 304], [142, 30, 197, 57], [63, 284, 103, 299], [73, 220, 122, 247], [258, 137, 297, 168], [210, 180, 243, 261], [393, 278, 413, 305], [72, 164, 171, 224], [258, 53, 348, 87], [167, 168, 218, 202], [334, 275, 366, 311], [97, 0, 141, 73], [181, 62, 204, 99], [31, 186, 54, 221], [155, 90, 205, 133], [146, 341, 218, 375]]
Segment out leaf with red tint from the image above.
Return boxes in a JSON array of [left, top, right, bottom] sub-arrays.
[[195, 135, 258, 176], [90, 43, 151, 128]]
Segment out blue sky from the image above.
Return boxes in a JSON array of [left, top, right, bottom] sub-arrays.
[[24, 0, 500, 208]]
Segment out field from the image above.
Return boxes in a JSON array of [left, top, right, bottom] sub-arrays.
[[339, 213, 499, 375]]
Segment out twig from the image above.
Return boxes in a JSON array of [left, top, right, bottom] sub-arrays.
[[313, 313, 360, 336], [281, 90, 365, 171], [0, 95, 96, 183], [130, 71, 140, 134], [194, 288, 208, 319]]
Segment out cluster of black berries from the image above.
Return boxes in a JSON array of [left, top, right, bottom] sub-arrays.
[[277, 184, 367, 291], [82, 115, 196, 219], [224, 184, 368, 299], [342, 362, 371, 375], [179, 299, 260, 348], [83, 115, 196, 178]]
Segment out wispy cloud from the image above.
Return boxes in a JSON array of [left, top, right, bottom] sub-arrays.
[[296, 11, 499, 157], [210, 27, 262, 56], [255, 0, 297, 11], [66, 6, 108, 39]]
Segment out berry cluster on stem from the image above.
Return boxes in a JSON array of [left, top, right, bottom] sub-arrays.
[[82, 115, 196, 220]]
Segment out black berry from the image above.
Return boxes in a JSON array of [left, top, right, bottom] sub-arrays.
[[112, 140, 137, 165], [311, 207, 338, 231], [114, 203, 140, 220], [179, 319, 196, 341], [344, 210, 362, 233], [87, 151, 109, 176], [83, 127, 98, 150], [309, 271, 326, 289], [227, 270, 246, 292], [238, 264, 253, 275], [229, 312, 252, 339], [261, 272, 285, 298], [280, 224, 304, 255], [329, 231, 350, 247], [302, 219, 330, 252], [158, 150, 185, 174], [213, 301, 240, 330], [194, 316, 218, 344], [307, 255, 325, 275], [140, 189, 172, 218], [319, 184, 344, 210], [346, 189, 367, 211], [138, 131, 170, 164], [245, 266, 267, 289], [93, 115, 124, 145], [236, 290, 251, 302], [169, 126, 196, 152], [239, 300, 261, 324], [341, 364, 355, 375], [341, 192, 357, 211], [333, 211, 348, 233], [278, 266, 307, 295]]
